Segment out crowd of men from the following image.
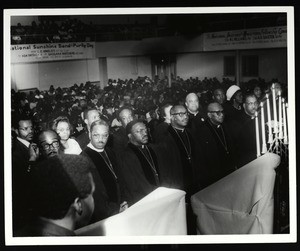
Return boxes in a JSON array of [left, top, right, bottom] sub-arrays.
[[11, 75, 286, 236]]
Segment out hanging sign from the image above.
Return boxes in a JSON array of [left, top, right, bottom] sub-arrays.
[[11, 42, 96, 63], [203, 26, 287, 51]]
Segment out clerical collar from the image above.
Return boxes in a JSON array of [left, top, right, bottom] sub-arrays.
[[188, 109, 198, 116], [208, 120, 221, 129], [17, 137, 30, 148], [87, 142, 104, 152], [172, 126, 185, 132]]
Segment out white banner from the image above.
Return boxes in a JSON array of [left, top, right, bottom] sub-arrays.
[[11, 42, 96, 63], [203, 26, 287, 51]]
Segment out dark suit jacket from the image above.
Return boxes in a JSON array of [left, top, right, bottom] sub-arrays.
[[158, 126, 201, 199], [117, 143, 160, 205], [111, 127, 129, 153], [82, 146, 129, 222], [76, 130, 90, 150], [186, 111, 206, 138], [152, 121, 170, 143], [196, 120, 237, 189], [228, 112, 258, 167], [12, 138, 33, 234]]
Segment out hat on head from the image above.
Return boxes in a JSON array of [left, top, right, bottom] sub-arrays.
[[226, 85, 241, 101]]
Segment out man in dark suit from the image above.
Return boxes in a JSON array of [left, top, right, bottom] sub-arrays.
[[110, 106, 134, 152], [161, 104, 203, 234], [152, 103, 173, 143], [229, 94, 260, 167], [76, 108, 100, 150], [12, 114, 38, 235], [196, 102, 237, 189], [119, 120, 161, 205], [82, 119, 129, 222], [184, 93, 205, 137]]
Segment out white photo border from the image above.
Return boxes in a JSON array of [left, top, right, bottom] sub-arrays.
[[4, 6, 296, 245]]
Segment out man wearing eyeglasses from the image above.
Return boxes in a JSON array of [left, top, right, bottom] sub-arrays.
[[37, 130, 62, 159], [160, 105, 200, 234], [196, 102, 237, 189]]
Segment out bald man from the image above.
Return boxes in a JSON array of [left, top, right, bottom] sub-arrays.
[[38, 130, 62, 159], [196, 102, 237, 189], [185, 93, 205, 137]]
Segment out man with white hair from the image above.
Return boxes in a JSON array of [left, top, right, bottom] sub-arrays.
[[185, 92, 205, 136]]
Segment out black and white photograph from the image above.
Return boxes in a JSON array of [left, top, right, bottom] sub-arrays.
[[3, 6, 297, 245]]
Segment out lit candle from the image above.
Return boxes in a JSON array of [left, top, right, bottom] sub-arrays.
[[255, 111, 261, 157], [278, 91, 283, 139], [266, 93, 273, 143], [272, 83, 278, 133], [283, 99, 288, 144], [261, 102, 267, 154]]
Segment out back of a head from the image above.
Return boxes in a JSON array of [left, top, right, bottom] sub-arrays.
[[31, 154, 93, 220]]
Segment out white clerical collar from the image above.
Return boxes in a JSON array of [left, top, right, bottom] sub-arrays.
[[87, 143, 104, 152], [188, 109, 198, 116], [17, 137, 30, 148], [172, 126, 185, 132]]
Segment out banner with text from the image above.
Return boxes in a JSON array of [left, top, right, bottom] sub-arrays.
[[203, 26, 287, 51], [11, 42, 96, 63]]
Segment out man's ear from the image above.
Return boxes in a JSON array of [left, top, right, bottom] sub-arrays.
[[84, 119, 88, 126], [243, 103, 246, 110], [73, 198, 83, 216], [207, 112, 212, 120], [14, 128, 19, 136], [128, 133, 132, 142], [88, 132, 92, 140]]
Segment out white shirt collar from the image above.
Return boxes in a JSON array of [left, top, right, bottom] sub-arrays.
[[187, 109, 198, 116], [172, 126, 185, 132], [17, 137, 30, 148], [87, 142, 104, 152]]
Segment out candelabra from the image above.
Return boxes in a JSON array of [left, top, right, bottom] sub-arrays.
[[255, 84, 289, 162]]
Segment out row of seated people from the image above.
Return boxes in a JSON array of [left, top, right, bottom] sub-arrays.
[[11, 18, 161, 44], [11, 81, 285, 236], [12, 76, 275, 140]]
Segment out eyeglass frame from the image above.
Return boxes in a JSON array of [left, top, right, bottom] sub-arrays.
[[40, 140, 60, 150], [207, 110, 224, 116], [171, 112, 188, 117]]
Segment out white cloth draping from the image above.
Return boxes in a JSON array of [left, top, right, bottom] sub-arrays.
[[75, 187, 186, 236], [191, 153, 280, 234]]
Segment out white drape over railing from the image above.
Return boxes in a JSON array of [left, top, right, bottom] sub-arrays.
[[191, 153, 280, 234], [75, 187, 186, 236]]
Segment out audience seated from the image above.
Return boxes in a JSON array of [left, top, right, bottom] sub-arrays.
[[10, 75, 287, 236]]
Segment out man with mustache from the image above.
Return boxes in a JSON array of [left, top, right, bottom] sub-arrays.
[[118, 120, 161, 205], [37, 130, 62, 159], [159, 104, 200, 234], [196, 102, 237, 189], [12, 114, 39, 235], [82, 120, 129, 222]]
